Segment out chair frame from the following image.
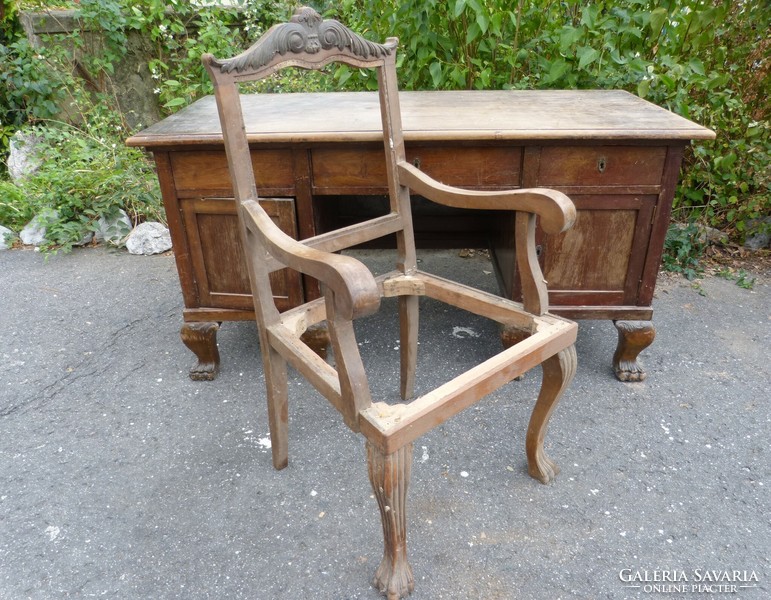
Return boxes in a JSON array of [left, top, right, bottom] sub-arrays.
[[203, 7, 578, 599]]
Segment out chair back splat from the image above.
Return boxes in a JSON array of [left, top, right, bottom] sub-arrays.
[[204, 7, 578, 598]]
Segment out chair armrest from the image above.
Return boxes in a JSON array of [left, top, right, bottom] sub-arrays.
[[397, 161, 575, 234], [241, 199, 380, 320]]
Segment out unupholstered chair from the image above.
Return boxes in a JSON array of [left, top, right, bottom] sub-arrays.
[[203, 7, 578, 599]]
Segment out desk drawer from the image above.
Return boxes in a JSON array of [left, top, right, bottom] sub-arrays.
[[170, 149, 295, 195], [536, 146, 666, 187], [312, 145, 522, 193]]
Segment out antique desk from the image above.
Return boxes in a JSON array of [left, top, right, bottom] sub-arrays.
[[127, 90, 714, 381]]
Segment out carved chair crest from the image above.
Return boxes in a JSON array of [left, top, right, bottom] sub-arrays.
[[209, 7, 393, 75]]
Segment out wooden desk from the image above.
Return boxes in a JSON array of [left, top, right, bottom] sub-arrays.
[[127, 90, 714, 381]]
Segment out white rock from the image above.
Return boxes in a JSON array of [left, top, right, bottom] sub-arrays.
[[95, 210, 132, 244], [20, 209, 57, 246], [0, 225, 16, 250], [7, 131, 43, 182], [744, 217, 771, 250], [125, 221, 172, 255], [73, 231, 94, 247]]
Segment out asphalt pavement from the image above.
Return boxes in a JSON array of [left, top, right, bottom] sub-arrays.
[[1, 246, 768, 599]]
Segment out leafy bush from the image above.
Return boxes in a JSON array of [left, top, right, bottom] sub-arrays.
[[4, 120, 163, 252], [0, 179, 33, 229], [1, 0, 767, 256], [662, 223, 705, 281], [0, 38, 64, 158], [337, 0, 769, 241]]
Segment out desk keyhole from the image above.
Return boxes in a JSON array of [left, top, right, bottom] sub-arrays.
[[412, 157, 421, 169], [597, 157, 607, 173]]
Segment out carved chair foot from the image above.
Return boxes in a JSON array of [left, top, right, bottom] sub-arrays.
[[528, 452, 561, 485], [180, 322, 221, 381], [526, 345, 576, 484], [367, 441, 415, 599], [613, 320, 656, 382]]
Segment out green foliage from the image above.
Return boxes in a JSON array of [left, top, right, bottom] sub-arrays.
[[2, 0, 768, 260], [123, 1, 322, 109], [662, 223, 704, 281], [0, 179, 32, 229], [716, 267, 756, 290], [337, 0, 770, 242], [6, 119, 163, 252], [0, 39, 64, 157], [0, 1, 303, 250], [130, 0, 251, 111]]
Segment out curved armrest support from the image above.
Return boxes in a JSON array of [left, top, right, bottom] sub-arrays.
[[242, 199, 380, 320], [397, 161, 576, 234]]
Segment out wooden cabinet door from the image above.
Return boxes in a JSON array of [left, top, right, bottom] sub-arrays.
[[495, 144, 665, 313], [180, 197, 303, 311], [539, 194, 656, 307]]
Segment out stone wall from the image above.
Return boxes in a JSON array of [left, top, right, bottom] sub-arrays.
[[19, 9, 162, 130]]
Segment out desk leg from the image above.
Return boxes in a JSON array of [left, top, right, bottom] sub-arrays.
[[613, 320, 655, 382], [181, 322, 220, 381]]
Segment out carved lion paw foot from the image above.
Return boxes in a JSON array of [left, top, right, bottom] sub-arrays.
[[373, 557, 414, 600], [613, 320, 654, 383], [528, 451, 561, 484], [181, 322, 220, 381], [189, 363, 219, 381], [614, 360, 647, 382]]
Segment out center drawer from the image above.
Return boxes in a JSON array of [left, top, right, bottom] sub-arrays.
[[311, 145, 523, 194]]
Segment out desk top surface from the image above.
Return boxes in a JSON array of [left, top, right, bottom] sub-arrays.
[[127, 89, 715, 148]]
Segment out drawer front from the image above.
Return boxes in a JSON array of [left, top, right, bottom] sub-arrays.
[[170, 149, 295, 194], [311, 145, 522, 192], [536, 146, 666, 187]]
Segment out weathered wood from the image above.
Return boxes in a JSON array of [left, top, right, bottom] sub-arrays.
[[399, 295, 419, 400], [180, 322, 220, 381], [267, 323, 342, 406], [130, 75, 713, 382], [310, 145, 522, 192], [613, 320, 656, 382], [127, 90, 715, 148], [397, 160, 575, 234], [639, 145, 687, 306], [153, 153, 198, 310], [241, 199, 381, 320], [181, 196, 302, 311], [324, 289, 373, 431], [263, 343, 289, 470], [527, 345, 577, 483], [205, 7, 396, 81], [260, 212, 404, 274], [516, 211, 549, 316], [367, 441, 414, 600], [359, 317, 576, 455], [183, 6, 694, 597]]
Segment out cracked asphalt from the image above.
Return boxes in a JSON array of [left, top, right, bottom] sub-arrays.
[[1, 246, 769, 599]]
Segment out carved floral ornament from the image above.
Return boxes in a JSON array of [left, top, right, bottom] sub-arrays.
[[211, 6, 393, 74]]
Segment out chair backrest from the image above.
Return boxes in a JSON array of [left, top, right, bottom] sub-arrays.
[[202, 7, 417, 289]]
